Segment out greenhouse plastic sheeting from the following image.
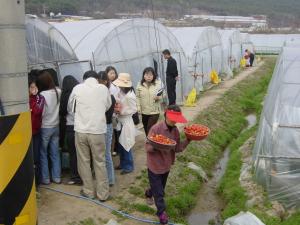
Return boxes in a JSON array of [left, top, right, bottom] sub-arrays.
[[219, 29, 242, 76], [53, 19, 190, 103], [284, 37, 300, 47], [57, 61, 92, 84], [169, 27, 223, 92], [250, 34, 300, 54], [26, 15, 77, 67], [253, 47, 300, 209], [240, 33, 254, 53]]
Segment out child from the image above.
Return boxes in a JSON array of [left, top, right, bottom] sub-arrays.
[[145, 105, 191, 225], [29, 75, 45, 186]]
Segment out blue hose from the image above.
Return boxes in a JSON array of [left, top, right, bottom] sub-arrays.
[[40, 186, 176, 225]]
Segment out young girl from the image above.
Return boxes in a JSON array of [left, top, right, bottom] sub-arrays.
[[59, 75, 82, 185], [29, 75, 45, 186], [136, 67, 163, 136], [145, 105, 191, 225], [98, 71, 116, 186], [113, 73, 137, 174], [38, 71, 62, 185], [106, 66, 120, 157]]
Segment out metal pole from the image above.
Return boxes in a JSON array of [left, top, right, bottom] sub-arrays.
[[0, 1, 37, 225], [201, 57, 204, 89]]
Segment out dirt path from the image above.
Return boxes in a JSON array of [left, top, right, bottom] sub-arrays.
[[38, 62, 264, 225], [178, 62, 264, 130]]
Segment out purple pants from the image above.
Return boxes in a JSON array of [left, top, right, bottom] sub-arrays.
[[145, 169, 169, 215]]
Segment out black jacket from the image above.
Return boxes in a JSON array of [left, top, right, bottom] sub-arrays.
[[166, 57, 178, 78]]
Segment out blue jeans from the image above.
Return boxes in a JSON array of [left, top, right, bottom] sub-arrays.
[[40, 127, 61, 183], [105, 123, 115, 185], [32, 133, 41, 185], [117, 132, 134, 172]]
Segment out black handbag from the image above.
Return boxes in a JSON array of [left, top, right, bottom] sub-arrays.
[[132, 112, 140, 125], [131, 87, 140, 125]]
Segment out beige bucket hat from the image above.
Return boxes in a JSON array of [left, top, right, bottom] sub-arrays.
[[112, 73, 132, 87]]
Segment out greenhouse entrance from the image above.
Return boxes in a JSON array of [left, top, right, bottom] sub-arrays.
[[57, 61, 93, 84]]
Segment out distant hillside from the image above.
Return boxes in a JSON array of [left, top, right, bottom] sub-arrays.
[[26, 0, 300, 27]]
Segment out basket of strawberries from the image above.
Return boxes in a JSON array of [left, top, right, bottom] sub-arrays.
[[184, 124, 210, 141], [148, 134, 176, 150]]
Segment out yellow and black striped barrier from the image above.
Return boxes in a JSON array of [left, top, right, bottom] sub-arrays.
[[0, 111, 37, 225]]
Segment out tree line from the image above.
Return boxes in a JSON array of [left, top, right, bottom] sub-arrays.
[[25, 0, 300, 27]]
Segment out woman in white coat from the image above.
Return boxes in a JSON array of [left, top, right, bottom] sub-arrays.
[[113, 73, 137, 175]]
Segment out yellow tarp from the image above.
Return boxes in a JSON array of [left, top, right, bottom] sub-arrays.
[[184, 88, 197, 107], [240, 58, 247, 68], [210, 70, 221, 84]]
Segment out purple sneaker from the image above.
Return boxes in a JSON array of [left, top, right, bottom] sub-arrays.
[[158, 211, 168, 225]]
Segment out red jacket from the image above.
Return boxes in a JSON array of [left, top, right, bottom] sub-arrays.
[[30, 94, 45, 135], [145, 121, 190, 174]]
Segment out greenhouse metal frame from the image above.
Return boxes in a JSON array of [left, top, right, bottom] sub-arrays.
[[219, 29, 242, 76], [26, 15, 80, 77], [169, 26, 223, 93], [53, 18, 191, 103]]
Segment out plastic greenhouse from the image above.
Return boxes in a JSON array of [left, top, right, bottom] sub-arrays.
[[285, 39, 300, 47], [52, 19, 190, 103], [169, 27, 223, 92], [250, 34, 300, 54], [219, 29, 242, 76], [240, 33, 254, 53], [253, 47, 300, 209], [26, 15, 79, 72]]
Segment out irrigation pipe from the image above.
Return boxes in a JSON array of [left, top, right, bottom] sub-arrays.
[[40, 186, 177, 225]]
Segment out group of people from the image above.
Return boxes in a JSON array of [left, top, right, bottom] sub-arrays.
[[29, 49, 189, 224], [244, 49, 255, 67]]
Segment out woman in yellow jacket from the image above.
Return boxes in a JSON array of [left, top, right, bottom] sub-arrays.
[[136, 67, 164, 136]]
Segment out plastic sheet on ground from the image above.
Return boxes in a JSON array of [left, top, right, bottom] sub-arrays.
[[187, 162, 208, 182], [223, 211, 265, 225], [105, 219, 121, 225]]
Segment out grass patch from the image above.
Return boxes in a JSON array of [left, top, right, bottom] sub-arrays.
[[129, 186, 144, 197], [218, 127, 256, 219], [67, 218, 97, 225], [131, 203, 156, 214], [217, 58, 275, 221]]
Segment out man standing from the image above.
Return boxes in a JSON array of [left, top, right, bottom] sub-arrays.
[[163, 49, 178, 105], [70, 71, 112, 201]]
